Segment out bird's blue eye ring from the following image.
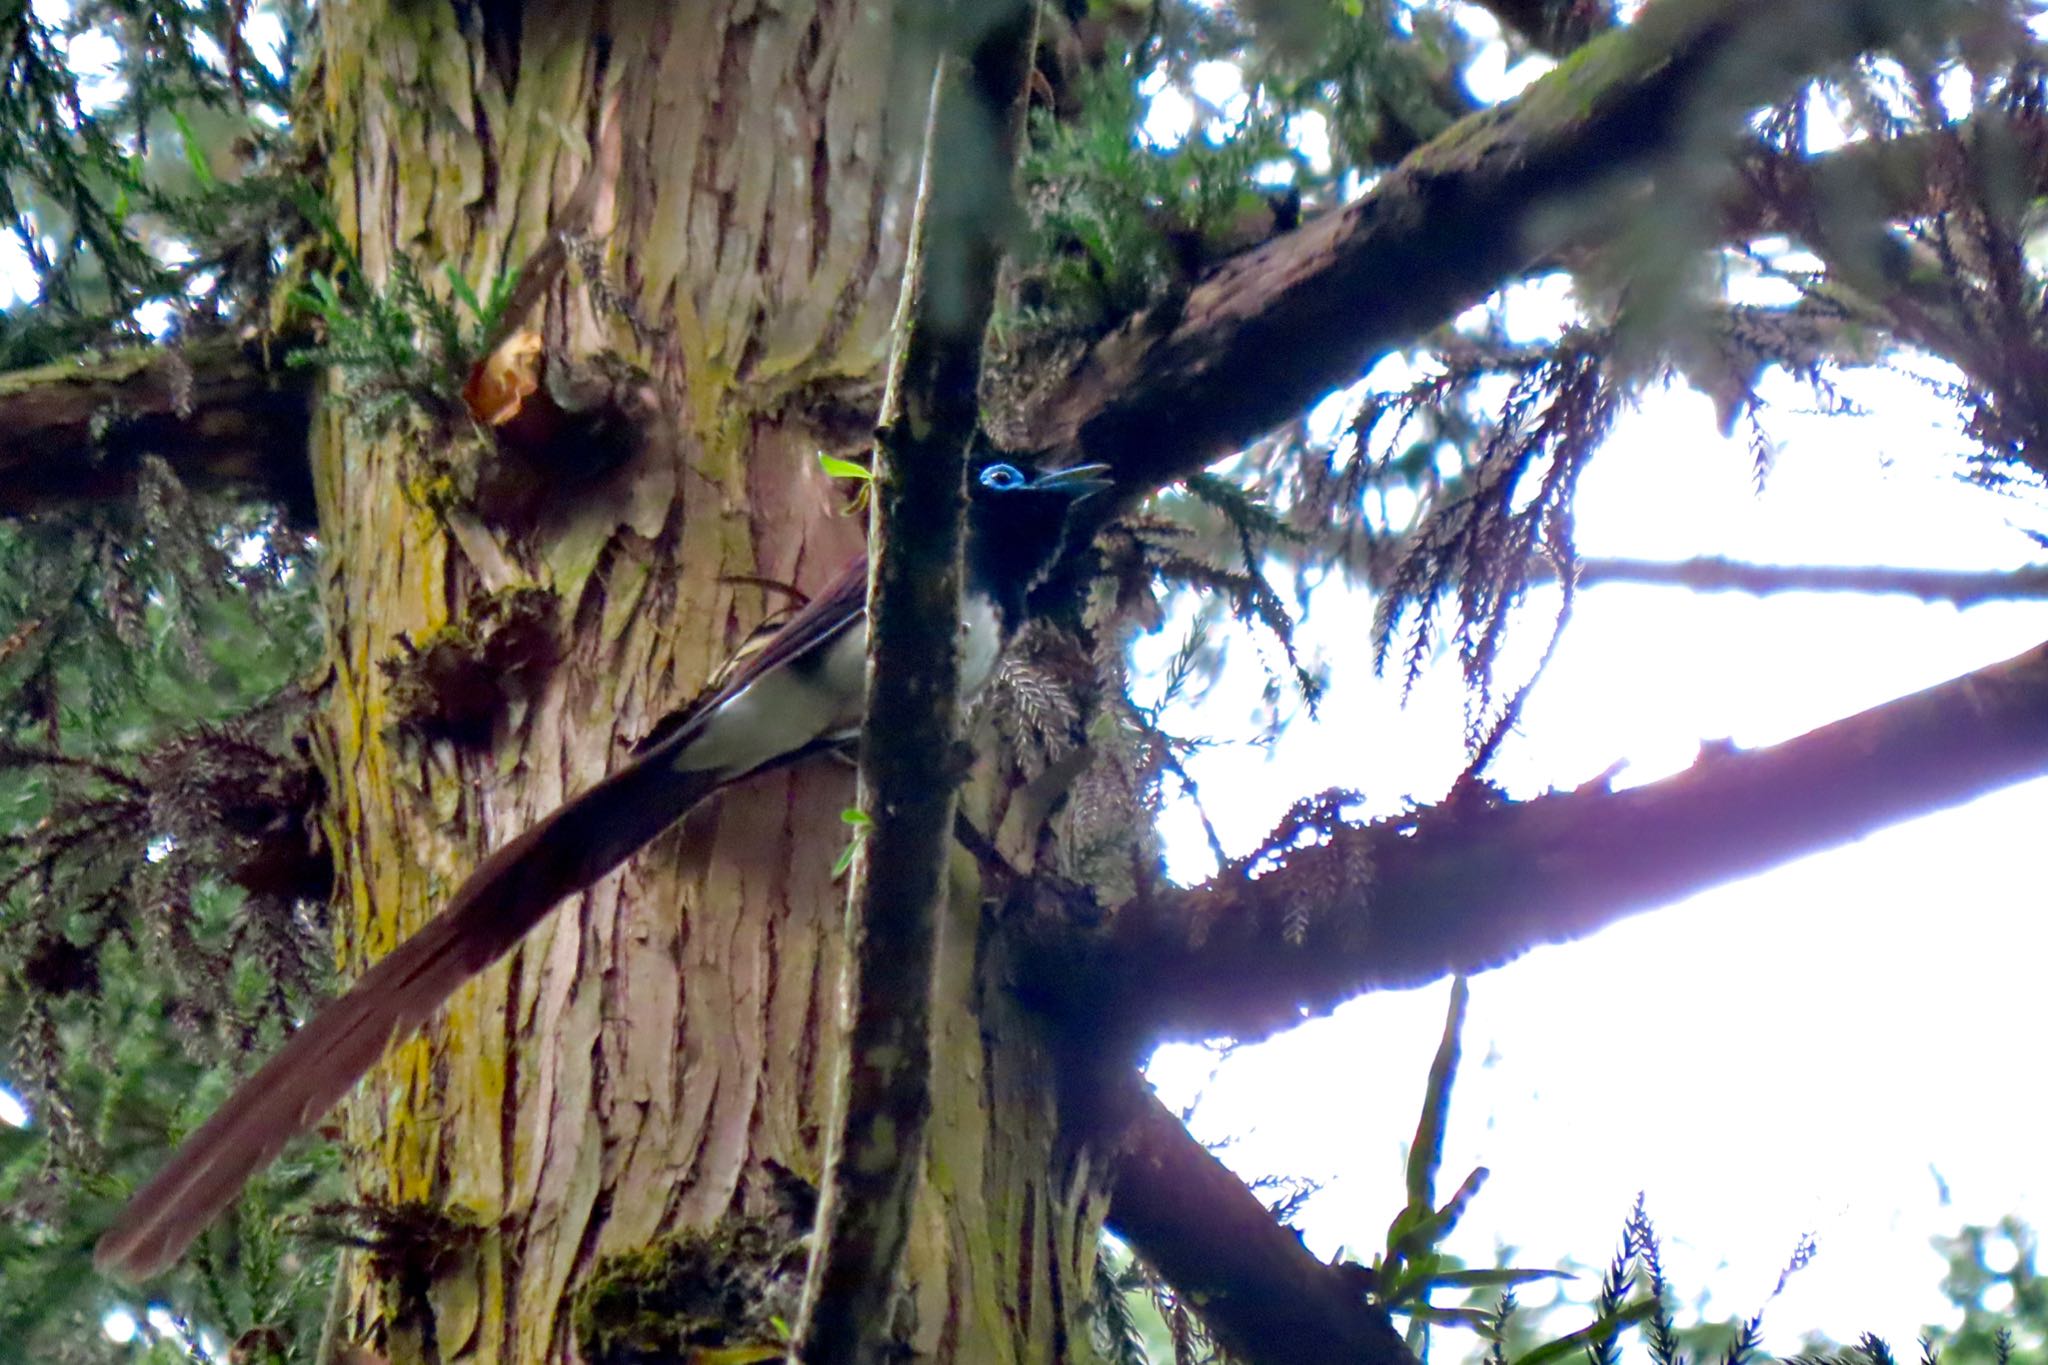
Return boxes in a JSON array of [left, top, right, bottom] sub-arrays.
[[979, 463, 1026, 491]]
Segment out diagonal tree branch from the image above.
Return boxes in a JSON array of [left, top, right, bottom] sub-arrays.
[[1019, 0, 1995, 494], [1722, 108, 2048, 244], [1074, 575, 2048, 1365], [1027, 632, 2048, 1045], [1092, 1068, 1416, 1365]]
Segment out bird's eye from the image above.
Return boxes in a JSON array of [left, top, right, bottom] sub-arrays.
[[979, 463, 1026, 491]]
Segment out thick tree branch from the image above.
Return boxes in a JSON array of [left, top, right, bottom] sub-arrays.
[[1093, 1069, 1416, 1365], [0, 336, 315, 523], [1566, 556, 2048, 602], [1026, 633, 2048, 1045], [1020, 0, 1992, 495], [794, 5, 1037, 1361]]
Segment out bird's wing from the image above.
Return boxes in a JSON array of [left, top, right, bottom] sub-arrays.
[[96, 555, 874, 1281], [632, 555, 869, 761]]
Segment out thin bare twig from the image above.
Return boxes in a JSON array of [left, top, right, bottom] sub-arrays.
[[1563, 555, 2048, 604]]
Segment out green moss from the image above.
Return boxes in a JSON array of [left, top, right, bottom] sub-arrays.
[[0, 334, 255, 404], [574, 1216, 808, 1365]]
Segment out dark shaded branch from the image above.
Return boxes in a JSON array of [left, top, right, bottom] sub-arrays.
[[1710, 103, 2048, 385], [1030, 632, 2048, 1044], [0, 336, 316, 524], [1565, 556, 2048, 603], [793, 4, 1038, 1362], [1094, 1069, 1416, 1365], [1019, 0, 1990, 496], [0, 95, 629, 533]]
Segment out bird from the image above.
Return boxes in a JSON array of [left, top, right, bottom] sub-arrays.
[[94, 453, 1112, 1281]]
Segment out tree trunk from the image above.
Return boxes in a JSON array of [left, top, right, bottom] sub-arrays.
[[308, 3, 1104, 1360]]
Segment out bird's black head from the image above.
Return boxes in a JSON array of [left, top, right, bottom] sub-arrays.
[[966, 455, 1112, 626]]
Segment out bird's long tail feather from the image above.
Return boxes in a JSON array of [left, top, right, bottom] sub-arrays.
[[94, 753, 721, 1281]]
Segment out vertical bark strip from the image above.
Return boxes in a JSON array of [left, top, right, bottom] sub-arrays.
[[797, 4, 1037, 1360]]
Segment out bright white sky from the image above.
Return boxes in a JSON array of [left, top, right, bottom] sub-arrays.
[[1140, 357, 2048, 1355]]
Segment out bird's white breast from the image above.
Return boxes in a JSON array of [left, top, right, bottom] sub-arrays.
[[957, 593, 1002, 699]]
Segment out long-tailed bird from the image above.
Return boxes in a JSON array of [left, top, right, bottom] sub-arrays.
[[95, 454, 1111, 1280]]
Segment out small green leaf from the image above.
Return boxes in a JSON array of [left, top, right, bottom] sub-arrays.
[[1399, 1305, 1499, 1331], [1386, 1203, 1430, 1258], [444, 264, 484, 319], [833, 807, 873, 876], [689, 1346, 785, 1365], [481, 270, 518, 328], [1392, 1166, 1489, 1261], [1512, 1300, 1658, 1365], [1405, 975, 1470, 1210], [1416, 1267, 1572, 1292], [1378, 1251, 1444, 1306], [818, 453, 873, 482], [169, 109, 216, 189]]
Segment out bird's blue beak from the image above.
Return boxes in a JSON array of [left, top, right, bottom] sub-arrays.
[[1028, 463, 1115, 498]]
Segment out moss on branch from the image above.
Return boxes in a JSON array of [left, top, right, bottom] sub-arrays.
[[0, 336, 316, 524]]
